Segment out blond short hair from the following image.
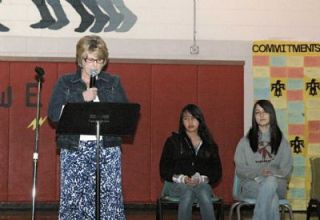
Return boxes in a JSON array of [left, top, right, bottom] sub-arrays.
[[76, 35, 109, 66]]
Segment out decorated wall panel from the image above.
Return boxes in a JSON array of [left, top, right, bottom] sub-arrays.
[[253, 40, 320, 210]]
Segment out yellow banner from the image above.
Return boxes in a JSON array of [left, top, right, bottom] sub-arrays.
[[252, 40, 320, 56]]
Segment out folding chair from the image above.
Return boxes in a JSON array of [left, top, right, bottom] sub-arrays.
[[306, 157, 320, 220], [156, 181, 224, 220], [228, 174, 293, 220]]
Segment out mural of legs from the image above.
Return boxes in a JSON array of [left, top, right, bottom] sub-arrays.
[[96, 0, 124, 32], [0, 0, 9, 32], [0, 22, 9, 32], [30, 0, 56, 28], [81, 0, 109, 33], [3, 0, 136, 33], [46, 0, 69, 30], [66, 0, 94, 32], [112, 0, 137, 32]]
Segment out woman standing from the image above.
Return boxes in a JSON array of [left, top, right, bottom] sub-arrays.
[[234, 99, 293, 220], [48, 35, 127, 219], [160, 104, 222, 220]]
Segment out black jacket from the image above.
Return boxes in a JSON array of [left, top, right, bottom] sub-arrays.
[[160, 132, 222, 185]]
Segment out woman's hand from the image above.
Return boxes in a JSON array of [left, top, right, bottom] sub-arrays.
[[261, 168, 272, 176], [83, 88, 98, 102], [185, 176, 200, 186]]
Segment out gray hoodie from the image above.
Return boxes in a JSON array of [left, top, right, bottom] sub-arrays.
[[234, 131, 293, 197]]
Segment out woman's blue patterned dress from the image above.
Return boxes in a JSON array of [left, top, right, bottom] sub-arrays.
[[59, 141, 125, 219]]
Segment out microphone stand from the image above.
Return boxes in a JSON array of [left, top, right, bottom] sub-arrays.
[[31, 67, 45, 220], [89, 69, 101, 219], [95, 121, 101, 220]]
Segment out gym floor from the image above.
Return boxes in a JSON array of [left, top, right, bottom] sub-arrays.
[[0, 207, 317, 220]]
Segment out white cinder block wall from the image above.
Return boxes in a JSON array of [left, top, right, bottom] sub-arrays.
[[0, 0, 319, 131]]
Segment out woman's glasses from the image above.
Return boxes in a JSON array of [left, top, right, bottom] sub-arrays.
[[83, 57, 105, 64]]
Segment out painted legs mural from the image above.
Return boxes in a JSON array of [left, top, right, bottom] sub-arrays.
[[1, 1, 137, 32], [96, 0, 124, 32], [30, 0, 69, 29], [0, 22, 9, 32], [0, 0, 9, 32], [82, 0, 110, 33], [96, 0, 137, 32], [47, 0, 70, 30], [67, 0, 110, 33], [110, 0, 137, 32], [67, 0, 137, 32]]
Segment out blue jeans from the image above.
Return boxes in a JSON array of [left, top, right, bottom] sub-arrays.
[[169, 183, 215, 220], [241, 176, 287, 220]]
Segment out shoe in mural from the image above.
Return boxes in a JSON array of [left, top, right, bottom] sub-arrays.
[[30, 0, 69, 29]]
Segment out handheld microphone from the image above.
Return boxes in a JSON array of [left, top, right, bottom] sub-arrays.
[[89, 69, 98, 88]]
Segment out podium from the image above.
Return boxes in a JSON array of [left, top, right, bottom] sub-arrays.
[[57, 102, 140, 219]]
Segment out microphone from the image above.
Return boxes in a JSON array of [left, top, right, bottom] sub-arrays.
[[34, 66, 45, 82], [89, 69, 99, 88]]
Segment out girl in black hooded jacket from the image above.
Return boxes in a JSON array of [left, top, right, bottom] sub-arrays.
[[160, 104, 222, 220]]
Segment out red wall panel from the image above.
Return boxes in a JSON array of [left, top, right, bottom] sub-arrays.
[[35, 62, 59, 201], [8, 62, 44, 201], [0, 62, 10, 200], [150, 64, 198, 200], [8, 62, 58, 201], [109, 63, 153, 202], [0, 60, 243, 205], [197, 65, 244, 203]]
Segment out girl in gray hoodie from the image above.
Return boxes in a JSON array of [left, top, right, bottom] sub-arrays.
[[234, 99, 293, 220]]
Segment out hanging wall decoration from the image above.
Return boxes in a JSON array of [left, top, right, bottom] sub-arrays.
[[252, 40, 320, 210]]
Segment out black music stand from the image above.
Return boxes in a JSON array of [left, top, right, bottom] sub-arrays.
[[57, 102, 140, 220]]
